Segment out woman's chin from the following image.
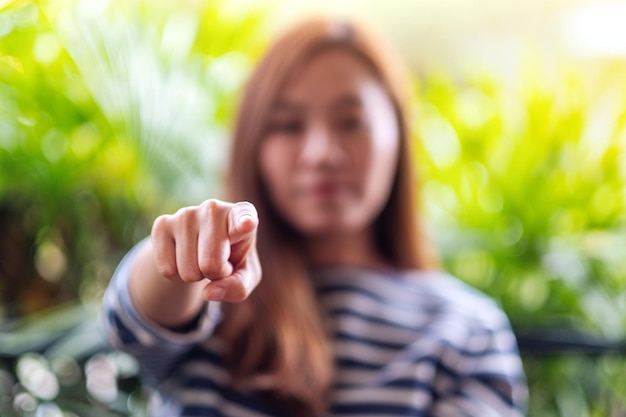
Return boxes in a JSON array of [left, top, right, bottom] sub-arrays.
[[295, 218, 360, 238]]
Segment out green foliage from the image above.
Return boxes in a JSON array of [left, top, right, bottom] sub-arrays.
[[414, 61, 626, 415], [0, 0, 268, 318], [524, 354, 626, 417], [1, 0, 268, 414], [0, 304, 147, 417], [0, 0, 146, 318], [414, 60, 626, 332]]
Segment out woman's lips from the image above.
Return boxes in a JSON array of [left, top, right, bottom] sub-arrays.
[[299, 181, 350, 199]]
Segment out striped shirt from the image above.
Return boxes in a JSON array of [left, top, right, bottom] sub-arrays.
[[102, 246, 527, 416]]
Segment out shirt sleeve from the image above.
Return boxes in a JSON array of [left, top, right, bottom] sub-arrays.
[[99, 241, 222, 381], [430, 307, 528, 417]]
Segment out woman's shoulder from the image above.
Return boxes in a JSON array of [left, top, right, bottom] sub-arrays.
[[314, 266, 511, 333], [404, 269, 503, 306], [401, 269, 511, 330]]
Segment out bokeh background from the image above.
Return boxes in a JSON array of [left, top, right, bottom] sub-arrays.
[[1, 0, 625, 416]]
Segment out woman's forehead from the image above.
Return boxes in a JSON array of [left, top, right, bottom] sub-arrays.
[[271, 93, 363, 112], [287, 49, 376, 89], [274, 51, 382, 108]]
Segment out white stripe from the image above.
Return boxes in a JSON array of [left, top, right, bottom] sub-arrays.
[[471, 353, 523, 376], [333, 386, 431, 407], [180, 389, 270, 417], [335, 340, 400, 366], [333, 314, 421, 346], [451, 329, 518, 355], [323, 292, 440, 329], [489, 329, 519, 351], [319, 280, 444, 311], [431, 395, 523, 417], [336, 359, 436, 386]]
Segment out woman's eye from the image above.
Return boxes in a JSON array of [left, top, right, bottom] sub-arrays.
[[268, 121, 303, 135], [336, 117, 365, 132]]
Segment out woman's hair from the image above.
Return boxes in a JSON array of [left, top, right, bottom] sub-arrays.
[[220, 16, 433, 416]]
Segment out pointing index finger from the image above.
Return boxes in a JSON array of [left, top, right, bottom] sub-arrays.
[[228, 201, 259, 243]]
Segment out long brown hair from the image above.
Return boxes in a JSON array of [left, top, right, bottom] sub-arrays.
[[220, 16, 432, 416]]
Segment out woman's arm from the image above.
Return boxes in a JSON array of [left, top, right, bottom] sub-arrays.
[[128, 239, 207, 329], [100, 199, 262, 379], [126, 199, 262, 330]]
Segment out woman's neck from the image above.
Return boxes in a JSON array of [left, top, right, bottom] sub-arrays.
[[304, 228, 391, 269]]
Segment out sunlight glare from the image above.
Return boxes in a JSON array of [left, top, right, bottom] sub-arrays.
[[561, 3, 626, 57]]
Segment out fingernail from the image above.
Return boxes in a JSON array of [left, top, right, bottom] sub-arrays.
[[239, 214, 255, 223], [208, 287, 225, 301]]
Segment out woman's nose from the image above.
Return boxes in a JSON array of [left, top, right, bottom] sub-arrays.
[[299, 124, 343, 167]]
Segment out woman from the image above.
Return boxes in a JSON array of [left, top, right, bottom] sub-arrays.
[[102, 17, 527, 417]]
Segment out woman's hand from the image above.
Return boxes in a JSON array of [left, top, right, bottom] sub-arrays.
[[151, 199, 261, 303]]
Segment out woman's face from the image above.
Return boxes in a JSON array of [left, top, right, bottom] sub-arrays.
[[259, 48, 400, 237]]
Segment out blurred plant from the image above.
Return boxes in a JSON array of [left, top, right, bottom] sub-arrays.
[[0, 0, 268, 318], [0, 0, 138, 318], [0, 1, 268, 413], [0, 303, 148, 416], [48, 0, 268, 205], [415, 59, 626, 334], [413, 58, 626, 415]]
